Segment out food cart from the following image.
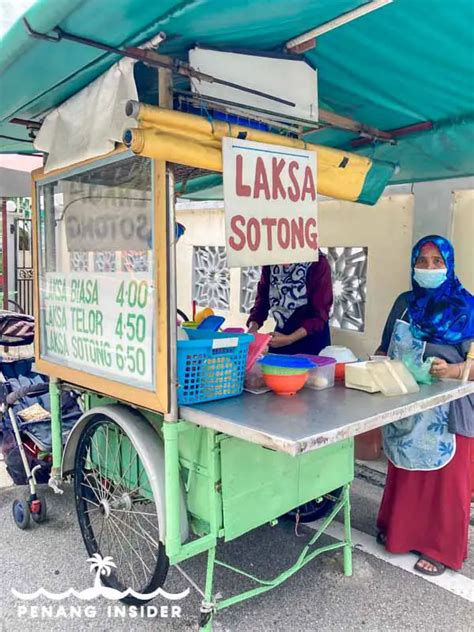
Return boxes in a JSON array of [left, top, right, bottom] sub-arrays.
[[1, 2, 473, 629]]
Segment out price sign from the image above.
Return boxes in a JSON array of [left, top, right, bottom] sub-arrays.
[[40, 272, 155, 389]]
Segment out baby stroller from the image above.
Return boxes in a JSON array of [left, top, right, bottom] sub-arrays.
[[0, 311, 82, 529]]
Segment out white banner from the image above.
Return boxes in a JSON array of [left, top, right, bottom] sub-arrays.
[[40, 272, 155, 389], [223, 138, 318, 267]]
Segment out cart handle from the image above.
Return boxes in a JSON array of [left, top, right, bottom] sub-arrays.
[[6, 382, 50, 406]]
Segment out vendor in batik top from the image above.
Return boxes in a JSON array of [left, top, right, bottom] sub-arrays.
[[247, 256, 333, 355]]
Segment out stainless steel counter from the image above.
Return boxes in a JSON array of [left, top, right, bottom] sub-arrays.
[[180, 380, 474, 455]]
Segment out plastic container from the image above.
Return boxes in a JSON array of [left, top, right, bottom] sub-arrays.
[[195, 307, 214, 325], [320, 346, 358, 363], [320, 346, 358, 382], [197, 315, 225, 331], [177, 327, 189, 341], [246, 333, 272, 371], [182, 321, 198, 330], [366, 359, 420, 396], [244, 364, 268, 393], [297, 354, 336, 390], [177, 330, 253, 405], [355, 429, 383, 461], [260, 364, 308, 376], [345, 361, 380, 393], [262, 372, 308, 396], [335, 361, 358, 381], [257, 354, 316, 370]]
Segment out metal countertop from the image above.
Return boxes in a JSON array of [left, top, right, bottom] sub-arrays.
[[180, 380, 474, 456]]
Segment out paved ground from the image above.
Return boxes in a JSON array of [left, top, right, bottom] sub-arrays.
[[0, 466, 472, 632]]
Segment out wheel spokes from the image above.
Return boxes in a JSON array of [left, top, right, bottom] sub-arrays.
[[77, 421, 161, 593]]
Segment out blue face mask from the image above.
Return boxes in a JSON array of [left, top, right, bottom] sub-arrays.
[[414, 268, 447, 289]]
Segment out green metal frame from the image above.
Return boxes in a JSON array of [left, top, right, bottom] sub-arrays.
[[162, 419, 353, 629], [49, 383, 353, 630], [49, 379, 62, 477]]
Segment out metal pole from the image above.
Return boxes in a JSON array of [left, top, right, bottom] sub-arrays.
[[49, 378, 62, 475], [163, 421, 182, 558], [159, 64, 178, 424], [1, 198, 9, 310], [164, 167, 178, 423], [343, 483, 353, 577], [44, 184, 56, 272], [159, 66, 173, 110]]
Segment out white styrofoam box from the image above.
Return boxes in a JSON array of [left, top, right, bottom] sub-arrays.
[[189, 48, 318, 122]]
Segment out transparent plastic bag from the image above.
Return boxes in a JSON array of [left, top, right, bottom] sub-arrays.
[[244, 364, 269, 393], [402, 353, 436, 384]]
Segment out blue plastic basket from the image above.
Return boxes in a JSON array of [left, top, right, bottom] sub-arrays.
[[177, 331, 253, 405]]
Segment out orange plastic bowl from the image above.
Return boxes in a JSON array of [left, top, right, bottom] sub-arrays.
[[263, 371, 308, 396]]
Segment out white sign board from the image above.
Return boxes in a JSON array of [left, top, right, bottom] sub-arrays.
[[223, 138, 318, 267], [189, 48, 318, 122], [40, 272, 154, 389]]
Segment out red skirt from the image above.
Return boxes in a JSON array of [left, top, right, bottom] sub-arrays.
[[377, 434, 471, 570]]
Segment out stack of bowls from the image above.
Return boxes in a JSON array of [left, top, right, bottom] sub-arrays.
[[319, 345, 358, 381], [257, 355, 316, 396]]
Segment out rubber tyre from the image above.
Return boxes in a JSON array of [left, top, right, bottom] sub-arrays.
[[286, 488, 342, 523], [12, 498, 31, 529], [74, 416, 169, 605], [31, 495, 48, 523]]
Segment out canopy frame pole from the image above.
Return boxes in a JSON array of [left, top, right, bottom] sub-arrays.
[[21, 17, 393, 143], [22, 18, 294, 108]]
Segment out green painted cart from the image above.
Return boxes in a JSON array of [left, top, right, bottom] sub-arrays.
[[28, 150, 473, 630], [52, 340, 471, 630]]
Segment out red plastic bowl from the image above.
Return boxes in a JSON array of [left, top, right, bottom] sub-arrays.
[[263, 372, 308, 396]]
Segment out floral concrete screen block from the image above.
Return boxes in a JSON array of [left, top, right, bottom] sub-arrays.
[[321, 247, 367, 332], [193, 246, 230, 310]]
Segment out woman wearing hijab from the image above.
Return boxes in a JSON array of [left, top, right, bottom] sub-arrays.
[[375, 235, 474, 576], [247, 257, 333, 354]]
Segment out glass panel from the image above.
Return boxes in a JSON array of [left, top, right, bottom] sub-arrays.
[[36, 154, 155, 390]]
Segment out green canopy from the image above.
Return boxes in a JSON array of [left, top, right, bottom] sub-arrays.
[[1, 0, 473, 185]]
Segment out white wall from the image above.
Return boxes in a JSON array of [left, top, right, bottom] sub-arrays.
[[383, 176, 474, 242], [176, 194, 414, 359], [451, 190, 474, 293], [318, 194, 414, 357], [176, 178, 473, 358]]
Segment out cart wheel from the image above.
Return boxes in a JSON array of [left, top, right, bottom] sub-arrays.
[[12, 498, 31, 529], [74, 416, 169, 604], [286, 488, 342, 523], [31, 495, 48, 523]]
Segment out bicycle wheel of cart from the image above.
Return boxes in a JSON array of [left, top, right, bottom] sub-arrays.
[[74, 416, 169, 604], [286, 488, 342, 523]]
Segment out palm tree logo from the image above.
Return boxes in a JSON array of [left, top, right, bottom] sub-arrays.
[[12, 550, 190, 601], [87, 554, 117, 590]]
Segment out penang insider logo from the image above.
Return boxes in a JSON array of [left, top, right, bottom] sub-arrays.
[[13, 553, 189, 620]]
